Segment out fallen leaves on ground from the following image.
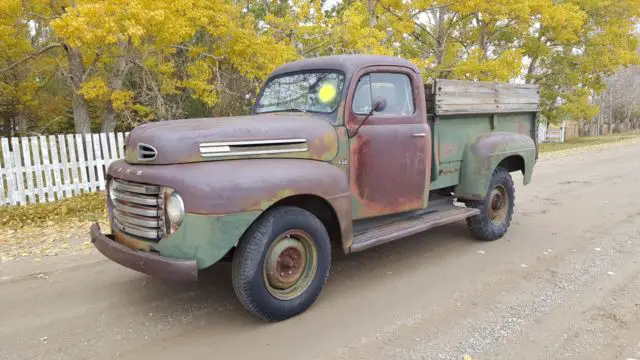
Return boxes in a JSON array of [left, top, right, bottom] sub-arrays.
[[540, 133, 640, 159], [0, 192, 108, 230], [0, 192, 109, 262], [0, 219, 111, 262]]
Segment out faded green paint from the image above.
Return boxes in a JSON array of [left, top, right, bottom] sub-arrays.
[[327, 127, 370, 221], [350, 196, 365, 220], [152, 211, 262, 269], [492, 113, 535, 136], [429, 112, 535, 195], [101, 56, 542, 284], [257, 189, 298, 210], [454, 131, 536, 200], [125, 151, 136, 164], [333, 100, 346, 126], [429, 161, 461, 190], [434, 113, 534, 164], [430, 119, 441, 182], [328, 127, 350, 176]]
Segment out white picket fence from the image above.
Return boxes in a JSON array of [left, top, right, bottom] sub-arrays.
[[0, 132, 129, 206], [537, 122, 566, 143]]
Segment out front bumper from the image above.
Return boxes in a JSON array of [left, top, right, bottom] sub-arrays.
[[90, 223, 198, 282]]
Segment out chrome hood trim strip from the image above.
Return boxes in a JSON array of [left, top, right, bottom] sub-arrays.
[[199, 138, 309, 158]]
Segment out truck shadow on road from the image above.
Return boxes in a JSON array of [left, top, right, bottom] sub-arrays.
[[120, 220, 484, 327]]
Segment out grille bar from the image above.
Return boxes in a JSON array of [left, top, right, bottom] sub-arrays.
[[112, 179, 160, 195], [113, 218, 162, 239], [112, 191, 162, 206], [113, 209, 162, 228], [110, 178, 164, 242], [112, 201, 159, 217]]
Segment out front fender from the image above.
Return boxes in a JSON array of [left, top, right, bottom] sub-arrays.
[[454, 132, 536, 200], [107, 159, 352, 267], [108, 158, 350, 214]]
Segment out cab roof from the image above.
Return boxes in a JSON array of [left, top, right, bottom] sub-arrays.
[[268, 54, 420, 80]]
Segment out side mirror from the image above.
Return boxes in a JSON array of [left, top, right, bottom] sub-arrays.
[[372, 97, 387, 113], [348, 96, 388, 138]]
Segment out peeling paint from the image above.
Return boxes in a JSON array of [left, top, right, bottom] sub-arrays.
[[102, 55, 539, 277]]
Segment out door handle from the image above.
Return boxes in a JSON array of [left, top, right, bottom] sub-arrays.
[[412, 133, 426, 137]]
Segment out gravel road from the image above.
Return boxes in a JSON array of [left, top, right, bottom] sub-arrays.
[[1, 141, 640, 360]]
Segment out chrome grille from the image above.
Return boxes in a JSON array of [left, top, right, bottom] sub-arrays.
[[110, 178, 164, 242]]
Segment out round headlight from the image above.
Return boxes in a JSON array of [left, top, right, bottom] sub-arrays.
[[108, 180, 117, 203], [166, 192, 185, 225]]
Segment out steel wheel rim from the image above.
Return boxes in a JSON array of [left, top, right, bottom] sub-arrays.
[[263, 229, 318, 300], [488, 185, 509, 224]]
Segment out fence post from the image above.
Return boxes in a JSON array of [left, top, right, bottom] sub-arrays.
[[21, 137, 35, 204], [1, 138, 16, 205], [1, 131, 127, 206], [11, 138, 25, 204]]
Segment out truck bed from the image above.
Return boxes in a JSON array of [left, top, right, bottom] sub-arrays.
[[424, 79, 540, 190]]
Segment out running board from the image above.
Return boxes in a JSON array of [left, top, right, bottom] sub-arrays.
[[350, 205, 480, 253]]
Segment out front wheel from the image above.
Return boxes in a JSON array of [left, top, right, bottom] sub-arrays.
[[465, 167, 515, 241], [231, 206, 331, 321]]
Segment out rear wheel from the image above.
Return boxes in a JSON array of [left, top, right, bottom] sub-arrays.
[[231, 206, 331, 321], [465, 167, 515, 241]]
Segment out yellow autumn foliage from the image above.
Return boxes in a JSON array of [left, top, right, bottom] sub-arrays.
[[45, 0, 297, 118], [79, 78, 111, 102], [2, 0, 640, 130], [111, 90, 135, 111]]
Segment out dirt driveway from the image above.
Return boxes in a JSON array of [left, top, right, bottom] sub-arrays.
[[1, 140, 639, 360]]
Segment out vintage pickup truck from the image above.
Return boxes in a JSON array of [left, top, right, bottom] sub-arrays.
[[90, 54, 539, 321]]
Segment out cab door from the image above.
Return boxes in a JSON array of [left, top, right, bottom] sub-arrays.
[[346, 66, 432, 220]]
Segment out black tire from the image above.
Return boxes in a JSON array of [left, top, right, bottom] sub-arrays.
[[231, 206, 331, 321], [465, 167, 515, 241]]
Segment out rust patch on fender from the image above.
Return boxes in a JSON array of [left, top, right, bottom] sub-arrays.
[[309, 130, 339, 160], [113, 229, 153, 251], [516, 119, 530, 135], [327, 193, 353, 253]]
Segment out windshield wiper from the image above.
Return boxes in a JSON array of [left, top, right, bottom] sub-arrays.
[[280, 107, 307, 113]]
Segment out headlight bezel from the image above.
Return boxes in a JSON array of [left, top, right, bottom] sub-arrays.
[[162, 188, 185, 234], [108, 179, 117, 204], [166, 192, 185, 225]]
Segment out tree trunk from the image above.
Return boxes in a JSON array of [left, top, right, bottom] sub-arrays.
[[66, 46, 91, 134], [368, 0, 376, 28], [526, 57, 538, 84], [476, 14, 488, 60], [101, 44, 130, 133], [15, 112, 28, 136], [102, 103, 117, 133], [72, 92, 91, 134]]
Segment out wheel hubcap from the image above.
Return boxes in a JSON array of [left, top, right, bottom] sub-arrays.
[[488, 185, 509, 223], [264, 230, 318, 300]]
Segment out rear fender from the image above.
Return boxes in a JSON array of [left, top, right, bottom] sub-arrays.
[[454, 131, 536, 200]]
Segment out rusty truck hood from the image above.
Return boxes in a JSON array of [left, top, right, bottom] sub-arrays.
[[124, 113, 338, 165]]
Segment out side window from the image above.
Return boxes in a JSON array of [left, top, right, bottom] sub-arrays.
[[351, 72, 415, 116], [352, 75, 372, 114]]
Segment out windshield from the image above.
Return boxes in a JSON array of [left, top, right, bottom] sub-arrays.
[[255, 71, 345, 114]]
